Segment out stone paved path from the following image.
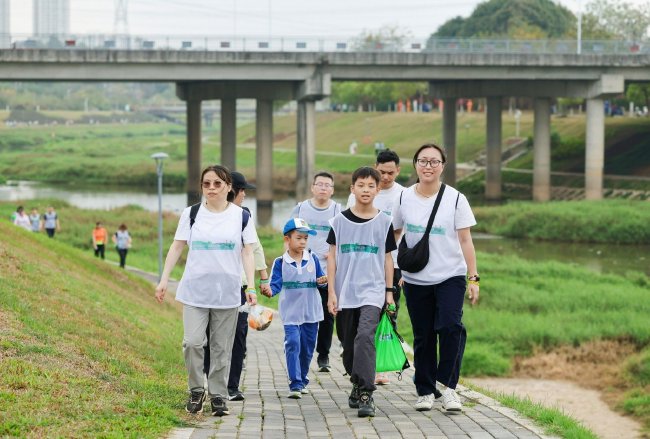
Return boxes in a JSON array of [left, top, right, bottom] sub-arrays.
[[164, 312, 557, 439]]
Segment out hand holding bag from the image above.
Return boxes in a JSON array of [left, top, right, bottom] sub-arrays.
[[375, 311, 410, 375], [396, 184, 446, 273]]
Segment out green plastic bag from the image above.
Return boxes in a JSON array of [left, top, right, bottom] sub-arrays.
[[375, 311, 410, 375]]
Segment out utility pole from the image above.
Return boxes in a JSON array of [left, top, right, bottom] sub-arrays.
[[114, 0, 129, 35], [577, 0, 583, 55]]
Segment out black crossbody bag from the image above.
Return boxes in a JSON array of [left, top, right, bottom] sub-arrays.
[[396, 184, 446, 273]]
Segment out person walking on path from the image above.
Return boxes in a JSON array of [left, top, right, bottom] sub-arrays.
[[155, 165, 258, 417], [290, 171, 342, 373], [41, 206, 60, 238], [346, 149, 404, 386], [112, 223, 132, 268], [392, 143, 480, 413], [327, 167, 396, 418], [29, 208, 41, 232], [202, 171, 271, 402], [92, 222, 108, 259], [13, 206, 31, 231], [262, 218, 327, 399]]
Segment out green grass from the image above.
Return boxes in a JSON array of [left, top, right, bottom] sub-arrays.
[[0, 220, 189, 437], [472, 200, 650, 244]]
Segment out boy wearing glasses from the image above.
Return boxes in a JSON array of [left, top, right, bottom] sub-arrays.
[[290, 171, 342, 372]]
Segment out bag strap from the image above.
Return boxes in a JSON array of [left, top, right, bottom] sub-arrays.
[[189, 202, 201, 229], [422, 183, 446, 236]]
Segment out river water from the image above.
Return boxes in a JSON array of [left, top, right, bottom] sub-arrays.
[[2, 180, 648, 276]]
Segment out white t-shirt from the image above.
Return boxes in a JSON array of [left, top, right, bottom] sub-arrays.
[[392, 185, 476, 285], [174, 203, 257, 309], [13, 213, 31, 231], [290, 199, 341, 271], [347, 182, 404, 266]]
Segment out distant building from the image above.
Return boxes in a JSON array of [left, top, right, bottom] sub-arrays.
[[33, 0, 70, 37], [0, 0, 9, 48]]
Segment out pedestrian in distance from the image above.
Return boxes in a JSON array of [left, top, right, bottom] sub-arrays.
[[346, 149, 404, 385], [290, 172, 342, 373], [112, 223, 132, 268], [327, 166, 397, 418], [92, 221, 108, 259], [202, 171, 272, 403], [392, 143, 480, 413], [13, 206, 31, 231], [155, 165, 258, 417], [262, 218, 327, 399], [41, 206, 60, 238], [29, 208, 41, 232]]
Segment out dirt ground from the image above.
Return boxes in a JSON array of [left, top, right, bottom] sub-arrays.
[[470, 339, 645, 439]]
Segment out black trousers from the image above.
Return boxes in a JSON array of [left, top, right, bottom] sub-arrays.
[[204, 287, 248, 393], [117, 248, 128, 268], [94, 244, 105, 259], [403, 276, 467, 396], [337, 305, 381, 392], [316, 286, 334, 360]]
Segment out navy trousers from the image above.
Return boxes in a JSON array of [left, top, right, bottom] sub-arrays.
[[403, 276, 467, 396]]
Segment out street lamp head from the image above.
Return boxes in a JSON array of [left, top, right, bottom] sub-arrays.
[[151, 152, 169, 162]]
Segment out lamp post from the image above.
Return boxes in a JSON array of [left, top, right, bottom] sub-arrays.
[[151, 152, 169, 282]]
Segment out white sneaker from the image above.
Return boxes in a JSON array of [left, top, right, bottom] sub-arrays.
[[300, 388, 310, 395], [414, 394, 435, 411], [441, 388, 462, 412]]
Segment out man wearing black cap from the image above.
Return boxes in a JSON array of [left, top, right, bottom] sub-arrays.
[[204, 171, 271, 401]]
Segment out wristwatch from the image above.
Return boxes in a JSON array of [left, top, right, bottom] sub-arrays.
[[468, 274, 480, 282], [385, 286, 397, 293]]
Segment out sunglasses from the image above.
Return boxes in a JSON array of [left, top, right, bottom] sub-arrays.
[[202, 180, 225, 189]]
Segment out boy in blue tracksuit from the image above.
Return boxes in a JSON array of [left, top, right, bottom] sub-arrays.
[[263, 218, 327, 398]]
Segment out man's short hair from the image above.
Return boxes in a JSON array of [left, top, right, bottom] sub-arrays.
[[351, 166, 381, 185], [376, 149, 400, 166], [313, 171, 334, 183]]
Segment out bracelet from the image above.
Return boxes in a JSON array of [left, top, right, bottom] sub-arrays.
[[245, 288, 257, 295], [468, 280, 480, 286], [468, 274, 480, 282], [259, 279, 270, 285]]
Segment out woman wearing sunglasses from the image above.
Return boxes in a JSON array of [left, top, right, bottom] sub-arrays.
[[391, 144, 480, 413], [155, 165, 258, 417]]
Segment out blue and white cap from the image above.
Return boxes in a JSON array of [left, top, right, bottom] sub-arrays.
[[283, 217, 317, 236]]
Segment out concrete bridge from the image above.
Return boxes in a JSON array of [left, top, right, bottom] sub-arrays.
[[2, 47, 649, 208]]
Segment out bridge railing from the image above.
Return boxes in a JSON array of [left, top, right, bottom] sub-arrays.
[[1, 33, 648, 55]]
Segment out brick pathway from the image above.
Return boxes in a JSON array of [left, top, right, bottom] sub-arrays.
[[165, 312, 557, 439]]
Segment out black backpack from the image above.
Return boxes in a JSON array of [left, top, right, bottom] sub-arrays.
[[189, 203, 250, 233]]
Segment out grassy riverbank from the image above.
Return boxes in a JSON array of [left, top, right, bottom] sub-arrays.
[[0, 220, 188, 437], [473, 200, 650, 244]]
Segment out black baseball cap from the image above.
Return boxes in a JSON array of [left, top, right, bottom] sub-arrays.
[[231, 171, 255, 190]]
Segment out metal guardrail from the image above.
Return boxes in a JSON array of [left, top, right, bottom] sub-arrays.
[[0, 34, 649, 55]]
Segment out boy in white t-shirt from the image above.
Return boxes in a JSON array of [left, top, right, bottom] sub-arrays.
[[327, 167, 397, 418], [263, 218, 327, 399]]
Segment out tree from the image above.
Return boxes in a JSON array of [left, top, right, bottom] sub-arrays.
[[351, 25, 412, 52], [584, 0, 650, 42], [433, 0, 574, 39]]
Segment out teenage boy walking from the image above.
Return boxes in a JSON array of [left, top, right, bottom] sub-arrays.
[[263, 218, 327, 398], [327, 167, 396, 417], [346, 149, 403, 385], [290, 172, 341, 372]]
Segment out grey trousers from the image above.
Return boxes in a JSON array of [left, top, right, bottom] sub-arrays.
[[183, 305, 239, 398], [337, 305, 381, 392]]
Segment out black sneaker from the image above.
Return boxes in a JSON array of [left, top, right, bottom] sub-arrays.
[[317, 356, 331, 372], [211, 396, 230, 416], [228, 390, 245, 401], [348, 384, 360, 409], [185, 390, 206, 414], [357, 391, 375, 418]]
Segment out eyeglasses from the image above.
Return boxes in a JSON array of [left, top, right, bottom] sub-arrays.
[[416, 159, 444, 168], [313, 183, 334, 189], [202, 180, 225, 189]]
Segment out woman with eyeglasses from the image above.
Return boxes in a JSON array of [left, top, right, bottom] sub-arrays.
[[391, 144, 480, 413], [155, 165, 258, 417]]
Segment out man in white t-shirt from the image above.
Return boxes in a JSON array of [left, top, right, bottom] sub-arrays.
[[346, 149, 403, 385]]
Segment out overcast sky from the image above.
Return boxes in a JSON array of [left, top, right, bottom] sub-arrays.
[[6, 0, 647, 39]]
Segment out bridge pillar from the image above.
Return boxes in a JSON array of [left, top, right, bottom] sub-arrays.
[[442, 98, 457, 186], [186, 99, 202, 206], [585, 98, 605, 200], [296, 100, 316, 201], [221, 99, 237, 171], [486, 97, 502, 200], [256, 100, 274, 223], [533, 98, 551, 201]]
